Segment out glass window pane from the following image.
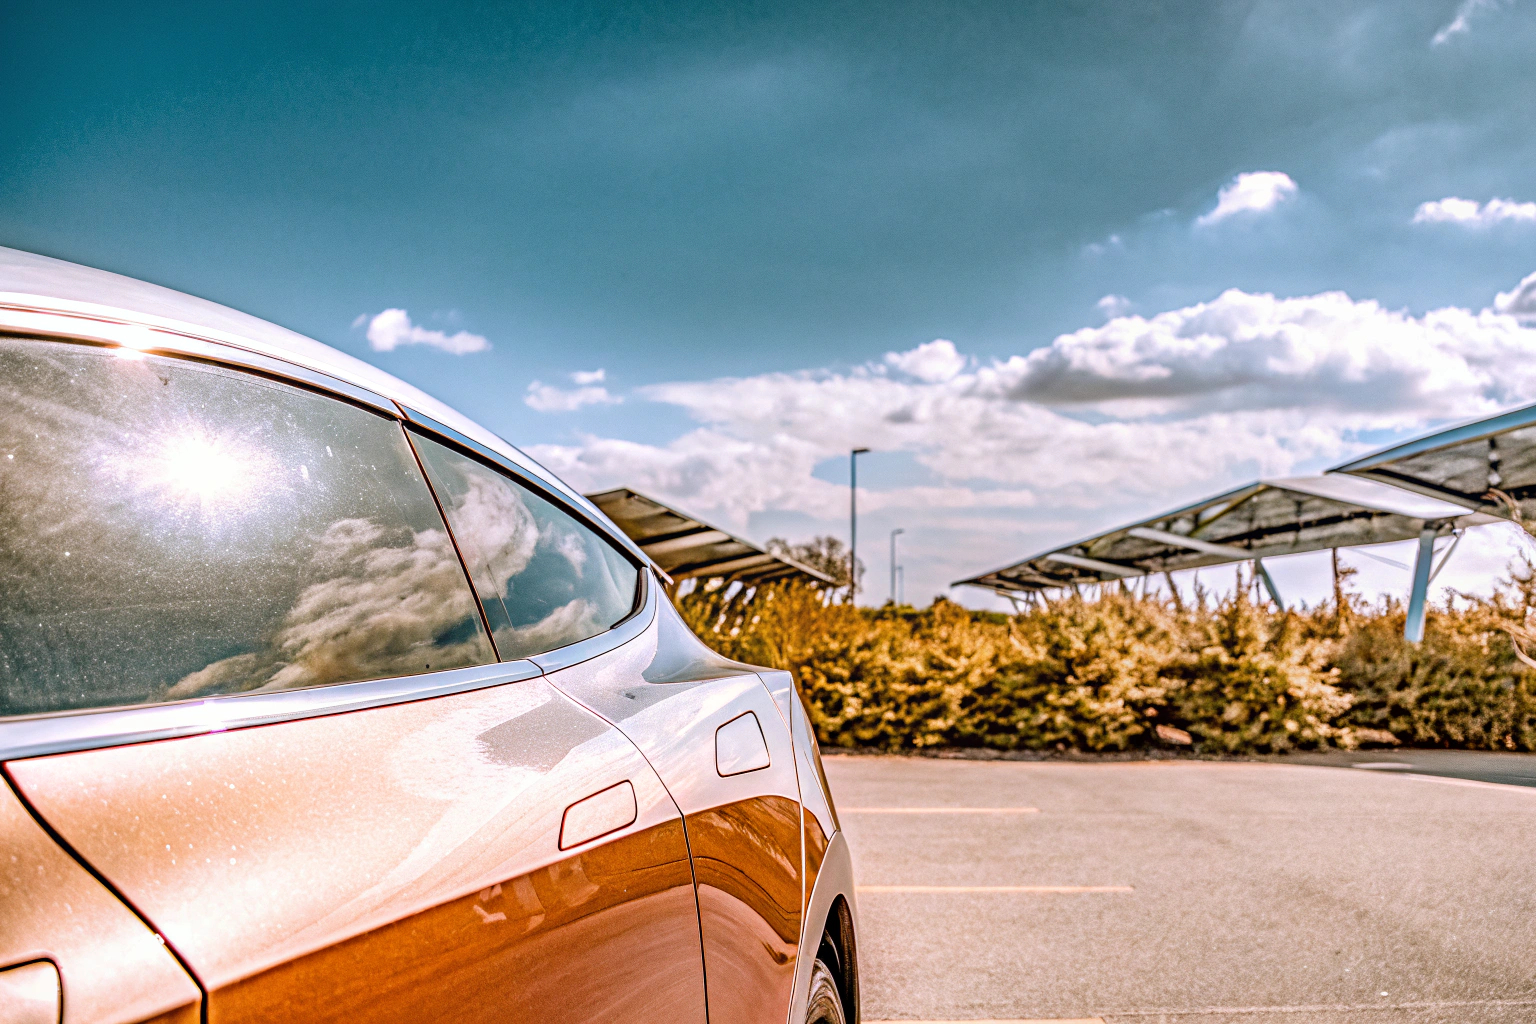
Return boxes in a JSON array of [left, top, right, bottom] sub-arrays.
[[0, 338, 495, 716], [410, 433, 639, 661]]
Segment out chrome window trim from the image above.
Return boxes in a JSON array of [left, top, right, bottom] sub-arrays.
[[0, 305, 399, 417], [0, 660, 543, 762], [530, 569, 659, 674], [0, 575, 657, 764], [400, 407, 653, 568]]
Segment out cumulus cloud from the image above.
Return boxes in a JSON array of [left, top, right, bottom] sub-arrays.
[[359, 308, 490, 355], [885, 339, 966, 382], [1097, 295, 1131, 320], [522, 275, 1536, 605], [525, 369, 622, 412], [1412, 197, 1536, 227], [1432, 0, 1506, 45], [1196, 172, 1298, 227], [1496, 271, 1536, 323], [991, 288, 1536, 414], [529, 283, 1536, 529]]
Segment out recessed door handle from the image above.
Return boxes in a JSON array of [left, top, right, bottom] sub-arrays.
[[559, 780, 637, 850], [716, 711, 771, 777]]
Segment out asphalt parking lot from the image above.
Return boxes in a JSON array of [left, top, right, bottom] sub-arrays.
[[825, 753, 1536, 1024]]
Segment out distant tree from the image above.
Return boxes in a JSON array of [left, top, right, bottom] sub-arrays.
[[768, 535, 864, 595]]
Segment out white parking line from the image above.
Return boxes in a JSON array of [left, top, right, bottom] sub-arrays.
[[1398, 772, 1536, 793], [858, 885, 1133, 894], [868, 999, 1536, 1022], [843, 806, 1041, 814], [1107, 996, 1536, 1016], [869, 1019, 1104, 1023]]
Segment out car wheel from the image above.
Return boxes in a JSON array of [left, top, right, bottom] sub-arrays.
[[805, 956, 847, 1024]]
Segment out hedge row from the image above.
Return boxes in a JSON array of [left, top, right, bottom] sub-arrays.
[[676, 562, 1536, 754]]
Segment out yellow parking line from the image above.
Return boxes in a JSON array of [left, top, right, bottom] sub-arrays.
[[842, 807, 1041, 813], [858, 885, 1132, 894]]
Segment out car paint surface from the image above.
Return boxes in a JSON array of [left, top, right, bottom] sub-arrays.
[[542, 597, 807, 1024], [7, 676, 707, 1024], [0, 776, 200, 1024]]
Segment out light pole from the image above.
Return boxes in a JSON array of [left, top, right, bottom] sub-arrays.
[[849, 448, 869, 603], [889, 528, 904, 605]]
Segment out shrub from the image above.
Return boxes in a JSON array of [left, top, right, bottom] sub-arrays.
[[1165, 592, 1350, 753], [675, 556, 1536, 755]]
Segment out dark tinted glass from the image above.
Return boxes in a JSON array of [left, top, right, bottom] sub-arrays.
[[411, 434, 639, 661], [0, 338, 495, 716]]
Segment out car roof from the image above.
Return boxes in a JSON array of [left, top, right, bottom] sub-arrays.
[[0, 245, 644, 563]]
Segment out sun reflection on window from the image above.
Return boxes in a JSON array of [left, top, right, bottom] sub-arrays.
[[153, 432, 253, 505]]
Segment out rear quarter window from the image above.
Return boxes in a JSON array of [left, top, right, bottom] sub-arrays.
[[0, 337, 496, 716], [410, 433, 639, 661]]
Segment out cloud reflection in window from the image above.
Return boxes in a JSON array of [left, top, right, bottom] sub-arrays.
[[410, 435, 638, 662]]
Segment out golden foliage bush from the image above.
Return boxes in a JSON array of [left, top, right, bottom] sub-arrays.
[[677, 558, 1536, 754]]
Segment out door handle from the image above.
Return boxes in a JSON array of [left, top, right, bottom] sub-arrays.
[[559, 780, 637, 850], [0, 961, 60, 1024]]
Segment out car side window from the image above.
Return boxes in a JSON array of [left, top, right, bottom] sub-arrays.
[[0, 337, 496, 717], [409, 433, 640, 661]]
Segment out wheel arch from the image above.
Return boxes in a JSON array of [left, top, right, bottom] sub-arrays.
[[818, 893, 859, 1024], [787, 829, 860, 1023]]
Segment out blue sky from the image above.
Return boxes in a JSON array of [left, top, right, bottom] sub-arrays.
[[4, 0, 1536, 606]]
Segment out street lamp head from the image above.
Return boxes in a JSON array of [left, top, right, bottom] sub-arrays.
[[852, 447, 870, 455]]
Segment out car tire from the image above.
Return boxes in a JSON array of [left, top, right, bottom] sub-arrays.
[[805, 956, 847, 1024]]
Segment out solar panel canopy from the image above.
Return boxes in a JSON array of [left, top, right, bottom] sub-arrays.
[[955, 475, 1485, 596], [1334, 402, 1536, 520], [586, 487, 835, 587]]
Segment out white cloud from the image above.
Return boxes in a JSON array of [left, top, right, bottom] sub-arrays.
[[522, 276, 1536, 607], [884, 339, 966, 382], [526, 280, 1536, 605], [360, 308, 490, 355], [1196, 172, 1298, 228], [1432, 0, 1505, 45], [1097, 294, 1131, 320], [524, 369, 622, 412], [1412, 196, 1536, 227], [1084, 233, 1123, 256], [987, 287, 1536, 415], [1496, 271, 1536, 323]]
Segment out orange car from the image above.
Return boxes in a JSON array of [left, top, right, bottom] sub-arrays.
[[0, 247, 858, 1024]]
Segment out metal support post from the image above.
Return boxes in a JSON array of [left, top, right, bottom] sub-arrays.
[[1253, 559, 1284, 612], [1405, 522, 1439, 643]]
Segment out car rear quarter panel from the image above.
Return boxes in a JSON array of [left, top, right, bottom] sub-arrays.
[[542, 597, 806, 1024], [760, 667, 858, 1024]]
